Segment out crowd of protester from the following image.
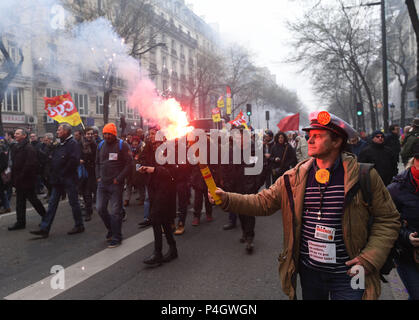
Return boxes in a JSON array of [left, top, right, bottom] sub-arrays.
[[0, 115, 417, 299]]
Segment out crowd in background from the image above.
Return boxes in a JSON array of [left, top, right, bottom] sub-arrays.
[[0, 117, 417, 298]]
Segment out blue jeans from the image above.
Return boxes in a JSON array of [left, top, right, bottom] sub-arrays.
[[97, 182, 124, 242], [397, 261, 419, 300], [0, 189, 10, 210], [40, 181, 83, 232], [299, 263, 364, 300]]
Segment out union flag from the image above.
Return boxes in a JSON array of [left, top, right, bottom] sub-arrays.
[[44, 93, 82, 126]]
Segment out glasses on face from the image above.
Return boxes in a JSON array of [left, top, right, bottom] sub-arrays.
[[375, 135, 384, 139]]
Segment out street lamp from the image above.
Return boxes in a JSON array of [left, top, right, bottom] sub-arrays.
[[345, 1, 389, 132]]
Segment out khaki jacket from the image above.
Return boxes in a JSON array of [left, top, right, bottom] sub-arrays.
[[222, 152, 400, 300]]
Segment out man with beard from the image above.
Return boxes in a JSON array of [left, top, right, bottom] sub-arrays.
[[79, 127, 97, 222], [95, 123, 132, 248]]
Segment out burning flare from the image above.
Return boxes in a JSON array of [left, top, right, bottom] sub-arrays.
[[127, 78, 193, 140]]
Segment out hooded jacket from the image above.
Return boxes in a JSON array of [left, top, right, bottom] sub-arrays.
[[220, 152, 400, 300]]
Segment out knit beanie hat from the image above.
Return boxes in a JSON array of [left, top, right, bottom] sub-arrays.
[[372, 130, 384, 137], [103, 123, 117, 136]]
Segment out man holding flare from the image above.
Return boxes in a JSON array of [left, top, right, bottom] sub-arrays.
[[209, 111, 400, 300]]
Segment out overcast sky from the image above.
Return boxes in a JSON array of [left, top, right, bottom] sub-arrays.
[[187, 0, 321, 113]]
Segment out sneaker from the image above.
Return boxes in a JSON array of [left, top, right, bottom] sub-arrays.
[[174, 223, 185, 235], [108, 240, 121, 248], [192, 217, 200, 226], [206, 214, 213, 222], [105, 231, 112, 242]]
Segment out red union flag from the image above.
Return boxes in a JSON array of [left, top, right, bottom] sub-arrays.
[[228, 110, 249, 129], [44, 93, 82, 126], [277, 113, 300, 132]]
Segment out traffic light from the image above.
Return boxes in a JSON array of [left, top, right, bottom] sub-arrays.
[[356, 103, 363, 116], [246, 104, 252, 116]]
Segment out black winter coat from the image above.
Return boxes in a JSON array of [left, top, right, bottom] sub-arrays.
[[384, 133, 401, 162], [270, 143, 297, 179], [11, 140, 38, 190], [50, 136, 80, 186], [140, 141, 177, 224], [221, 144, 264, 195], [387, 169, 419, 263], [358, 142, 398, 186]]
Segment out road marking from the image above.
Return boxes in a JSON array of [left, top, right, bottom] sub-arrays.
[[4, 227, 154, 300]]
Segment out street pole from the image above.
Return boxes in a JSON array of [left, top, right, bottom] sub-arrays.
[[381, 0, 389, 132], [345, 1, 389, 131]]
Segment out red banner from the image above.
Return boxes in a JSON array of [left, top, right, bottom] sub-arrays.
[[277, 113, 299, 132]]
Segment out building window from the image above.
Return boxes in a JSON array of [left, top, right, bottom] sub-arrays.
[[46, 88, 64, 98], [127, 106, 134, 119], [2, 87, 23, 112], [70, 92, 88, 115], [96, 96, 103, 115], [7, 41, 19, 64], [117, 99, 126, 116]]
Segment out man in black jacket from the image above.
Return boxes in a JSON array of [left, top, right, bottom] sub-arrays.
[[358, 130, 398, 186], [96, 123, 132, 248], [30, 123, 84, 238], [79, 127, 97, 222], [8, 129, 46, 231], [221, 127, 265, 253], [385, 124, 401, 164]]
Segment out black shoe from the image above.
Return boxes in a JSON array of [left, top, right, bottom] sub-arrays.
[[107, 240, 121, 248], [246, 241, 254, 254], [162, 246, 178, 263], [223, 223, 236, 230], [84, 214, 92, 222], [106, 231, 112, 242], [239, 237, 246, 243], [143, 252, 163, 266], [8, 223, 25, 231], [67, 226, 85, 235], [30, 229, 49, 238], [138, 219, 151, 228]]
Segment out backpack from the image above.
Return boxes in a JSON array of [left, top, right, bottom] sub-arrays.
[[356, 163, 398, 282], [98, 139, 123, 152]]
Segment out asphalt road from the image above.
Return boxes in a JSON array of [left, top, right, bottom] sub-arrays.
[[0, 192, 409, 301]]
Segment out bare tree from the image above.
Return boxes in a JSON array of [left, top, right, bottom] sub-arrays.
[[286, 0, 382, 131], [69, 0, 167, 124], [388, 7, 414, 127]]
